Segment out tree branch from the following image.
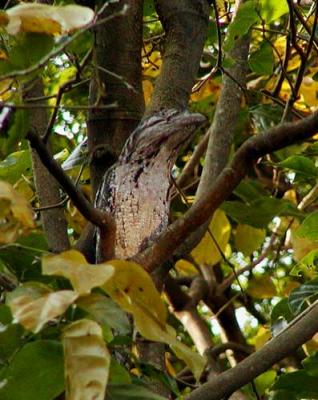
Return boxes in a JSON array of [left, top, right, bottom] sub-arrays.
[[27, 130, 114, 231], [186, 301, 318, 400], [137, 111, 318, 271]]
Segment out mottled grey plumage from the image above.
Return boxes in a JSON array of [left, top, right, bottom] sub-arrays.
[[96, 109, 205, 261]]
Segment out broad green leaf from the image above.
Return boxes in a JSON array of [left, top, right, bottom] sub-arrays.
[[107, 384, 166, 400], [8, 289, 78, 333], [191, 209, 231, 266], [222, 198, 293, 228], [272, 370, 318, 398], [42, 250, 114, 295], [5, 110, 30, 155], [5, 4, 94, 35], [10, 34, 54, 69], [279, 155, 318, 178], [235, 224, 266, 256], [0, 340, 64, 400], [63, 319, 110, 400], [303, 353, 318, 377], [0, 305, 24, 362], [290, 249, 318, 277], [249, 42, 274, 75], [254, 370, 277, 396], [247, 275, 277, 299], [288, 278, 318, 314], [77, 293, 130, 335], [259, 0, 289, 23], [108, 359, 131, 385], [224, 1, 259, 52], [271, 298, 294, 336], [269, 390, 297, 400], [0, 150, 32, 184], [234, 180, 268, 203], [0, 180, 35, 244], [295, 211, 318, 241], [144, 0, 155, 17]]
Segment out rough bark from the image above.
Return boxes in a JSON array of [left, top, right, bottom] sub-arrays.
[[146, 0, 210, 115], [88, 0, 145, 196], [26, 79, 70, 253]]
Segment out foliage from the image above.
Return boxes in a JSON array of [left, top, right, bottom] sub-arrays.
[[1, 1, 318, 400]]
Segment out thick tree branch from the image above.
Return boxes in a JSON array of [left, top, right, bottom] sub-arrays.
[[145, 0, 210, 115], [27, 130, 114, 231], [137, 111, 318, 271], [185, 301, 318, 400]]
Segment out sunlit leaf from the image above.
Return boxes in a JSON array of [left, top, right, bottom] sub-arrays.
[[0, 150, 32, 184], [63, 319, 110, 400], [235, 224, 266, 256], [290, 249, 318, 277], [295, 211, 318, 241], [8, 288, 78, 333], [42, 250, 114, 295], [102, 259, 167, 325], [5, 4, 94, 35], [191, 209, 231, 266], [0, 180, 35, 244], [259, 0, 289, 23], [102, 260, 205, 380], [224, 1, 259, 52]]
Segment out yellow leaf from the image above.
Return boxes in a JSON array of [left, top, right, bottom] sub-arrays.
[[235, 224, 266, 256], [175, 259, 197, 276], [142, 79, 153, 105], [250, 326, 271, 350], [102, 259, 167, 325], [9, 289, 78, 333], [0, 180, 35, 244], [102, 260, 205, 380], [247, 275, 277, 299], [42, 250, 114, 295], [191, 209, 231, 266], [191, 79, 220, 103], [131, 300, 206, 381], [63, 319, 110, 400], [5, 4, 94, 35], [299, 77, 318, 108]]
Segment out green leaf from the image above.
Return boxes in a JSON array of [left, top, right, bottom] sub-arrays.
[[290, 249, 318, 277], [108, 359, 131, 385], [10, 33, 54, 70], [259, 0, 289, 23], [107, 384, 166, 400], [272, 370, 318, 398], [0, 340, 64, 400], [249, 42, 274, 75], [234, 180, 268, 203], [254, 370, 277, 396], [235, 224, 266, 256], [269, 390, 297, 400], [271, 299, 294, 336], [303, 353, 318, 377], [279, 155, 318, 178], [295, 211, 318, 240], [222, 197, 300, 228], [144, 0, 155, 16], [0, 305, 24, 362], [0, 150, 32, 184], [224, 1, 259, 52], [288, 278, 318, 314], [5, 110, 30, 155], [77, 293, 131, 335]]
